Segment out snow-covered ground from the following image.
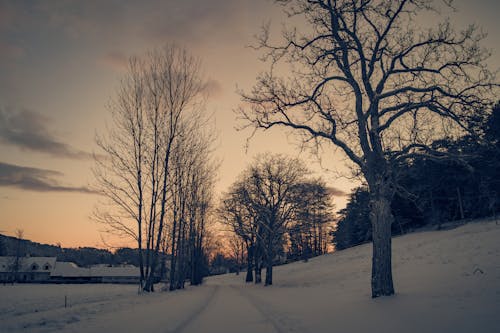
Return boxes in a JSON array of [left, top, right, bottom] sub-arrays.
[[1, 219, 499, 332]]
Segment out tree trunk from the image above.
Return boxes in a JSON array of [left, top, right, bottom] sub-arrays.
[[175, 215, 185, 290], [265, 261, 273, 286], [456, 187, 465, 220], [265, 218, 275, 286], [169, 218, 177, 291], [369, 193, 395, 298], [138, 232, 145, 291], [194, 218, 206, 285], [245, 245, 254, 282], [254, 246, 262, 284], [255, 265, 262, 284]]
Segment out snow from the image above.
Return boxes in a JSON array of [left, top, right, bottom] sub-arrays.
[[1, 219, 499, 332], [50, 262, 140, 278], [50, 262, 90, 277]]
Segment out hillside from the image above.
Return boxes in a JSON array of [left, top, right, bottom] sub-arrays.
[[0, 234, 63, 257], [0, 234, 140, 267], [1, 218, 499, 332]]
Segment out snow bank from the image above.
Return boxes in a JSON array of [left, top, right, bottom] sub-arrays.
[[228, 219, 500, 333]]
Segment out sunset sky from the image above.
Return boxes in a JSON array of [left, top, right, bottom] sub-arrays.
[[1, 0, 498, 248]]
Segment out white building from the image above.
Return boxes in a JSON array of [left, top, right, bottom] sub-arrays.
[[0, 256, 140, 284], [0, 256, 56, 283]]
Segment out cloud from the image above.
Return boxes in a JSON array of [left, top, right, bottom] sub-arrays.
[[139, 1, 276, 45], [99, 51, 129, 71], [0, 162, 95, 194], [1, 0, 276, 45], [205, 79, 224, 98], [327, 186, 349, 197], [0, 107, 92, 159]]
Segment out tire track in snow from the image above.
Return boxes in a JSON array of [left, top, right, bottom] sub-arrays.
[[169, 285, 219, 333], [233, 286, 308, 333]]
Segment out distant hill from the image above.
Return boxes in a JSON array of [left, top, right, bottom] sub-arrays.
[[0, 234, 140, 267]]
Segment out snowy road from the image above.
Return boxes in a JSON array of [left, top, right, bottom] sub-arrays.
[[2, 219, 499, 333], [173, 285, 284, 333], [68, 282, 300, 333], [0, 277, 309, 333]]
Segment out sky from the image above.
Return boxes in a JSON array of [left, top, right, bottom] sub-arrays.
[[0, 0, 499, 248]]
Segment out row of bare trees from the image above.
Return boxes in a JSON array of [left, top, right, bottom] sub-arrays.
[[94, 44, 217, 292], [167, 120, 217, 290], [219, 154, 335, 285], [93, 0, 497, 299]]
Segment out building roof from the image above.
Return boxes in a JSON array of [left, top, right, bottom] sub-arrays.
[[0, 256, 56, 273], [51, 261, 140, 278], [89, 265, 140, 277], [51, 261, 90, 277]]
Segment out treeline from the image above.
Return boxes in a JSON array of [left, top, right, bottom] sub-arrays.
[[218, 154, 335, 285], [333, 104, 500, 250], [93, 44, 217, 292]]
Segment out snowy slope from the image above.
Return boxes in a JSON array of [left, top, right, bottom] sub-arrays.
[[1, 219, 499, 333]]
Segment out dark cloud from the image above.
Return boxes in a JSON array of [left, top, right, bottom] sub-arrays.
[[1, 0, 276, 45], [327, 186, 349, 197], [0, 161, 95, 194], [0, 107, 92, 159], [205, 79, 224, 98], [131, 1, 282, 48]]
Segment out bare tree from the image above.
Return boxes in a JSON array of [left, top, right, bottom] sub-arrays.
[[94, 56, 147, 289], [94, 44, 211, 292], [227, 233, 246, 275], [186, 134, 218, 286], [222, 154, 309, 285], [220, 156, 336, 284], [219, 184, 259, 282], [289, 179, 335, 261], [9, 229, 25, 283], [240, 0, 498, 297], [167, 117, 218, 290], [144, 46, 209, 292]]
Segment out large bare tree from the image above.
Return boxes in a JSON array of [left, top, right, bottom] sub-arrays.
[[240, 0, 498, 297]]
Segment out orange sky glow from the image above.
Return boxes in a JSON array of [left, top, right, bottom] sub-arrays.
[[0, 0, 498, 248]]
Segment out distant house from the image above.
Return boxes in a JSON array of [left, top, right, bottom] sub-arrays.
[[0, 256, 140, 284], [89, 264, 141, 284], [49, 261, 98, 283], [50, 262, 140, 284], [0, 256, 56, 283]]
